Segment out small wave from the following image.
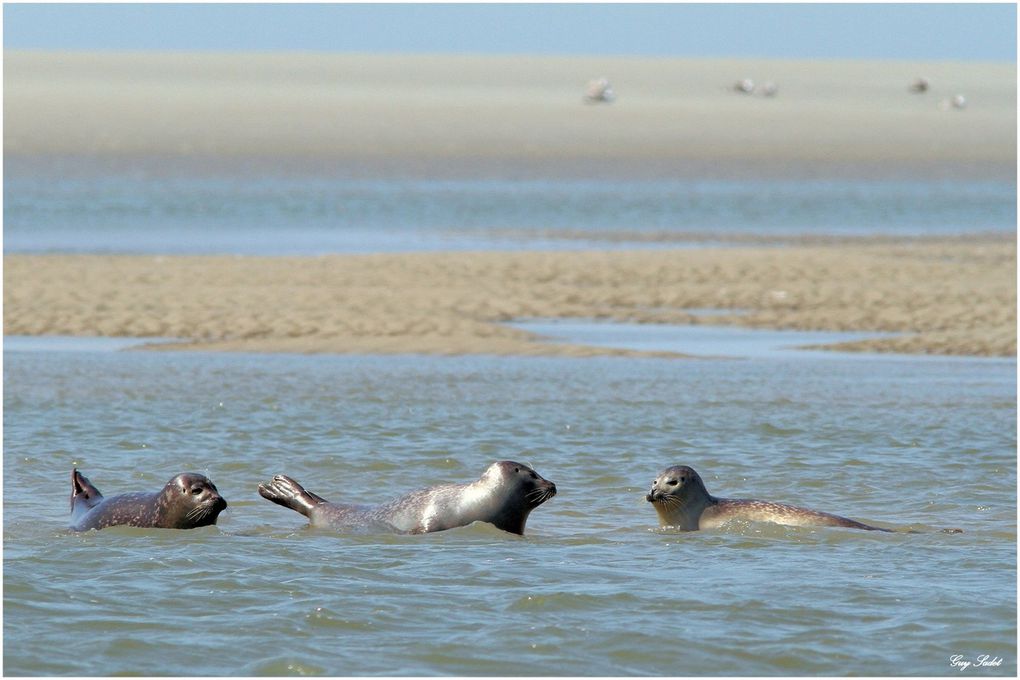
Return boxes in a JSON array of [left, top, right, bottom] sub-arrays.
[[756, 421, 805, 436], [246, 658, 326, 676]]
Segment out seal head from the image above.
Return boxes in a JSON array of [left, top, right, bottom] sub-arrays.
[[70, 469, 227, 531], [646, 464, 889, 532], [645, 465, 715, 531], [452, 460, 557, 535], [259, 460, 556, 536]]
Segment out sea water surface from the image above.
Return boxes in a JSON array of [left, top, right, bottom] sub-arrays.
[[4, 160, 1015, 253], [3, 342, 1016, 676]]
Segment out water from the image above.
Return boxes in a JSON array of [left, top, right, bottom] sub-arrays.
[[511, 319, 1020, 363], [512, 319, 907, 360], [4, 344, 1015, 675], [2, 335, 175, 353], [4, 159, 1015, 254]]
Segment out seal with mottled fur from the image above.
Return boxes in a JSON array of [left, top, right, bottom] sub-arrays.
[[646, 465, 890, 532], [258, 461, 556, 535], [70, 469, 227, 531]]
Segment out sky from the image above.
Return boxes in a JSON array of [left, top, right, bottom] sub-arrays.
[[3, 3, 1016, 62]]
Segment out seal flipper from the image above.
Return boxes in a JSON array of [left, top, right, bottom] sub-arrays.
[[258, 475, 327, 518], [71, 468, 103, 513]]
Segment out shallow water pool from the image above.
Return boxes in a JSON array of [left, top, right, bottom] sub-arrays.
[[511, 318, 908, 360]]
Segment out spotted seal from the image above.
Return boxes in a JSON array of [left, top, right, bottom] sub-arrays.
[[70, 468, 227, 531], [258, 460, 556, 535], [646, 465, 889, 532]]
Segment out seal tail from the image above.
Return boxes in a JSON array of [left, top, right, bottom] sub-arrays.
[[824, 515, 894, 532], [71, 468, 103, 513], [258, 475, 327, 518]]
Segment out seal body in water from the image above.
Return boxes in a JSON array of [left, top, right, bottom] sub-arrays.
[[258, 460, 556, 535], [646, 465, 889, 532], [70, 469, 227, 531]]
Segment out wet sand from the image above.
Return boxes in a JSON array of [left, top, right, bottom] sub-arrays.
[[5, 237, 1015, 358]]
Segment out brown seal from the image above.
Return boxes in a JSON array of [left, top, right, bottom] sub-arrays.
[[646, 465, 890, 532], [69, 468, 227, 531], [258, 460, 556, 535]]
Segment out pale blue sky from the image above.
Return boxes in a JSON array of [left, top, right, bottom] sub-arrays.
[[3, 3, 1016, 62]]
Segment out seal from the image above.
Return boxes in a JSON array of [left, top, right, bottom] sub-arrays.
[[69, 468, 227, 531], [258, 460, 556, 535], [645, 465, 890, 532]]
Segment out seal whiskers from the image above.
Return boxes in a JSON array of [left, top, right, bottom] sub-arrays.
[[526, 486, 556, 506], [185, 502, 220, 524]]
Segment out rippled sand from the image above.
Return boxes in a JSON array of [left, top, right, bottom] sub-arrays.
[[5, 237, 1015, 358]]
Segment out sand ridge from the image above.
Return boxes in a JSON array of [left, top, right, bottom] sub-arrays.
[[5, 237, 1015, 358]]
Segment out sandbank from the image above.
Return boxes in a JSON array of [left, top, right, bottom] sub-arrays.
[[5, 237, 1015, 358]]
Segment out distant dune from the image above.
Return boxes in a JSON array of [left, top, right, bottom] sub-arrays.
[[3, 50, 1016, 178]]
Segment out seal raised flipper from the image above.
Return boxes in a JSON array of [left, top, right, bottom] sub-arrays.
[[258, 475, 326, 518], [258, 474, 376, 531], [71, 468, 104, 518]]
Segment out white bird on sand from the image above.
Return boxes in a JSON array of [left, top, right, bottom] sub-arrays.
[[583, 78, 615, 103], [938, 94, 967, 111], [733, 78, 755, 94]]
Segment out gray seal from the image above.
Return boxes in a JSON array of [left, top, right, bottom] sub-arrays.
[[646, 465, 889, 532], [258, 460, 556, 536], [70, 468, 227, 531]]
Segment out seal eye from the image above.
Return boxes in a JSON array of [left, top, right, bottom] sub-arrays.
[[514, 467, 520, 473], [191, 487, 203, 495], [667, 479, 678, 486]]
